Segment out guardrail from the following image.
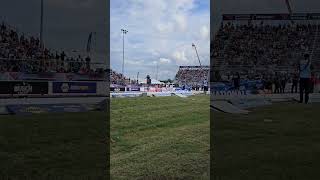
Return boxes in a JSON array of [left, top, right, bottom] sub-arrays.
[[0, 80, 107, 97]]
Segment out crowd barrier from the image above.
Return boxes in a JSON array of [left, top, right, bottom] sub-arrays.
[[0, 80, 107, 97]]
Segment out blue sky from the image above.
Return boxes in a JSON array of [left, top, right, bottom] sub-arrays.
[[110, 0, 210, 80]]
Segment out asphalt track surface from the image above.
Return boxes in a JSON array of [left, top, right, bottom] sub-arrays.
[[0, 97, 108, 106]]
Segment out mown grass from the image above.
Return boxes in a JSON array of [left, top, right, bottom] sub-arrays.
[[111, 95, 210, 180], [213, 102, 320, 180], [0, 112, 107, 180]]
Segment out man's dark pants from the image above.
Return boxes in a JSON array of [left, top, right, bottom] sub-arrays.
[[299, 78, 310, 104]]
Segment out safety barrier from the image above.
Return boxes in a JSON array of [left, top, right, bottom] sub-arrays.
[[0, 80, 107, 97]]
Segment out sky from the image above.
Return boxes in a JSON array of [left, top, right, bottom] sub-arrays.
[[0, 0, 108, 66], [110, 0, 210, 81]]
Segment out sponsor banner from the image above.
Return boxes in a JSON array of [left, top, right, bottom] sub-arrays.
[[7, 104, 89, 115], [110, 87, 125, 92], [53, 82, 97, 94], [0, 81, 48, 95], [211, 80, 263, 92], [130, 87, 140, 91]]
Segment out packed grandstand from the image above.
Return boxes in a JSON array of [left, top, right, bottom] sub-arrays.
[[0, 22, 104, 77], [211, 14, 320, 94], [0, 21, 107, 100], [175, 66, 209, 87]]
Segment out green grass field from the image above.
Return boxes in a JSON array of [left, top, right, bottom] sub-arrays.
[[0, 112, 107, 180], [213, 102, 320, 180], [2, 96, 319, 179], [111, 95, 210, 180]]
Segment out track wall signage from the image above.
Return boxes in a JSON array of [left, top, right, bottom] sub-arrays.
[[0, 81, 48, 95], [52, 82, 97, 94]]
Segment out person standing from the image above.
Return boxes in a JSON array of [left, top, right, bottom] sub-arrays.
[[280, 74, 287, 93], [274, 73, 280, 94], [291, 73, 298, 93], [233, 72, 240, 92], [203, 79, 208, 92], [299, 54, 312, 104]]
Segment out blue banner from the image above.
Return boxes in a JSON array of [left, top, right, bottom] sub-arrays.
[[212, 80, 263, 92], [52, 82, 97, 94]]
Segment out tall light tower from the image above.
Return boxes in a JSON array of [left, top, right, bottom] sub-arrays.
[[121, 29, 128, 75], [192, 43, 202, 67], [285, 0, 293, 14], [40, 0, 44, 49], [137, 72, 139, 84]]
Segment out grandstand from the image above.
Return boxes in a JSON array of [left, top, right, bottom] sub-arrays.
[[213, 14, 320, 71], [0, 22, 105, 77], [175, 66, 210, 88], [211, 13, 320, 95], [110, 69, 130, 85], [0, 21, 107, 115]]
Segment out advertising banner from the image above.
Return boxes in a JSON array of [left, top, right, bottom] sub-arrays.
[[110, 87, 126, 92], [0, 81, 48, 95], [52, 82, 97, 94], [130, 88, 140, 91]]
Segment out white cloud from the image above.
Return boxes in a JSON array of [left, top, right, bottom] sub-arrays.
[[200, 25, 210, 39], [159, 58, 171, 64], [173, 50, 188, 63], [111, 0, 209, 80], [174, 14, 187, 31]]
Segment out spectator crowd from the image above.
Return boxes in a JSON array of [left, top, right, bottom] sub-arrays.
[[212, 21, 318, 68], [0, 22, 102, 75], [210, 20, 320, 94], [110, 70, 130, 85], [175, 66, 209, 88]]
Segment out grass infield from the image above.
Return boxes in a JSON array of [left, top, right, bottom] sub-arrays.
[[0, 112, 107, 180], [213, 102, 320, 180], [2, 96, 317, 179], [111, 95, 210, 179]]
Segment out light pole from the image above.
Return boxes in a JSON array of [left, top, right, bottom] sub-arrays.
[[192, 43, 202, 67], [156, 61, 159, 80], [121, 29, 128, 75], [40, 0, 44, 49], [137, 72, 139, 84]]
